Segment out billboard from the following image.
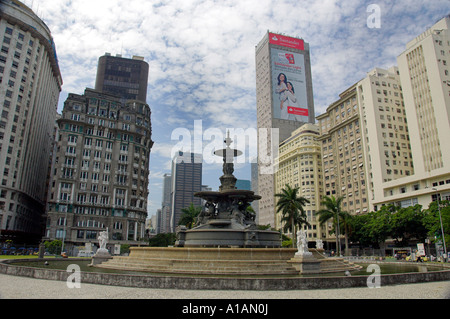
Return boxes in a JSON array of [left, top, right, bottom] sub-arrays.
[[269, 33, 304, 50], [271, 47, 309, 122]]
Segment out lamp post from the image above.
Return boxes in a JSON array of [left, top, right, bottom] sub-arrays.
[[61, 208, 68, 256], [336, 212, 341, 257], [432, 188, 447, 262]]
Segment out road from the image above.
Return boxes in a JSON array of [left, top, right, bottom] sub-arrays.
[[0, 273, 449, 299]]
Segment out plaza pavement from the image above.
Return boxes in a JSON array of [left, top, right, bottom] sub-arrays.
[[0, 273, 449, 299]]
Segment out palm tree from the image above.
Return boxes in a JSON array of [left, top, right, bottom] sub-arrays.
[[178, 203, 202, 229], [275, 184, 310, 247], [317, 195, 351, 256]]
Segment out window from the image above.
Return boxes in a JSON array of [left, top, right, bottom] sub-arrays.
[[56, 229, 66, 239]]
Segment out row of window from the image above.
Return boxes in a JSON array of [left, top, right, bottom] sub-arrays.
[[71, 110, 149, 128]]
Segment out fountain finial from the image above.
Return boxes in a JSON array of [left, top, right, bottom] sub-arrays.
[[213, 130, 242, 191], [224, 130, 232, 148]]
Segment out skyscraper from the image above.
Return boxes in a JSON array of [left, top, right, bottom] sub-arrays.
[[170, 152, 202, 232], [255, 31, 315, 226], [159, 173, 172, 233], [95, 53, 149, 103], [44, 88, 153, 253], [0, 0, 63, 243]]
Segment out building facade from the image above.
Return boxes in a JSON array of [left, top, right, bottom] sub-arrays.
[[374, 15, 450, 208], [317, 85, 370, 215], [159, 173, 172, 234], [44, 89, 152, 253], [255, 31, 315, 227], [317, 66, 411, 215], [170, 152, 202, 232], [357, 67, 413, 209], [95, 53, 149, 103], [275, 123, 325, 241], [0, 0, 62, 243], [235, 179, 251, 190]]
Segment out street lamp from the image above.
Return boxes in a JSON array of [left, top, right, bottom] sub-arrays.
[[432, 188, 447, 262]]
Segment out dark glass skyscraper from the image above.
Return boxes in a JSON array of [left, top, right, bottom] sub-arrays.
[[95, 53, 149, 103], [170, 152, 202, 232]]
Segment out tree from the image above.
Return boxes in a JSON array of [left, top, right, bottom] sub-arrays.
[[178, 203, 202, 229], [391, 204, 428, 246], [423, 200, 450, 249], [317, 196, 350, 256], [148, 233, 177, 247], [364, 206, 393, 249], [275, 184, 310, 247], [44, 240, 62, 255]]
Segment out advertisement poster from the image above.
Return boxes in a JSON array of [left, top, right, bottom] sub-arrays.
[[271, 47, 309, 122]]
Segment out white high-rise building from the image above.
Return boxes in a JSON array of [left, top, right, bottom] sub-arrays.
[[374, 15, 450, 208], [0, 0, 62, 242], [318, 66, 412, 215]]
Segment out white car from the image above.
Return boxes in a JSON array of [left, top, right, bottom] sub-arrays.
[[77, 250, 95, 257]]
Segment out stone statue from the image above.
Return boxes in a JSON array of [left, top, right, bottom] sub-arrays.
[[196, 201, 216, 225], [90, 228, 112, 266], [295, 229, 312, 256], [98, 228, 109, 252], [316, 239, 324, 250]]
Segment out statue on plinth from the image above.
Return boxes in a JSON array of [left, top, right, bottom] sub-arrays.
[[97, 228, 109, 253], [288, 229, 321, 274], [90, 228, 112, 266], [316, 238, 324, 250], [295, 229, 312, 257]]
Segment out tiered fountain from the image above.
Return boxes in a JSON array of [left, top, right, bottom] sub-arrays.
[[175, 131, 281, 248]]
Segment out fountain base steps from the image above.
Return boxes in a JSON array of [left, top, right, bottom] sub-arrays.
[[97, 247, 362, 276]]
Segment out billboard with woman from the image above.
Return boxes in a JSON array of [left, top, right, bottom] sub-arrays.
[[271, 47, 309, 122]]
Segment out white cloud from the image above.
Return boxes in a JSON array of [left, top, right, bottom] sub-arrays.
[[31, 0, 449, 216]]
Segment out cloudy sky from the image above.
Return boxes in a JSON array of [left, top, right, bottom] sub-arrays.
[[27, 0, 448, 217]]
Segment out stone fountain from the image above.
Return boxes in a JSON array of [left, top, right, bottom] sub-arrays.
[[175, 131, 281, 248]]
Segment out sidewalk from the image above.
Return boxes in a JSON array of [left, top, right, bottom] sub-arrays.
[[0, 273, 449, 299]]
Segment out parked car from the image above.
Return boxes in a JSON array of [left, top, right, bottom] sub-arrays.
[[77, 250, 94, 257]]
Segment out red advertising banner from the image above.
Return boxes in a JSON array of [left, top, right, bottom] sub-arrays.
[[269, 33, 304, 50], [287, 106, 309, 116]]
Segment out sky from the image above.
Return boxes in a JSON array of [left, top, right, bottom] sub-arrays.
[[25, 0, 449, 218]]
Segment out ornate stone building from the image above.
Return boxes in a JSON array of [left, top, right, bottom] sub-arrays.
[[44, 88, 152, 254]]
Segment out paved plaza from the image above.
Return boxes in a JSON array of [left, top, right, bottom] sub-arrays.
[[0, 273, 449, 299]]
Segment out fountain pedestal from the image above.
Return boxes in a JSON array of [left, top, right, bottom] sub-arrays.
[[287, 255, 321, 274], [89, 249, 112, 266]]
